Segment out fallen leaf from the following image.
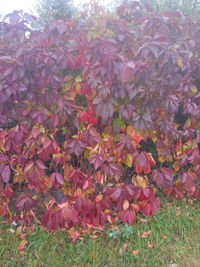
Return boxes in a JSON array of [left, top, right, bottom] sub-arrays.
[[17, 240, 28, 251], [122, 243, 128, 250], [161, 234, 168, 239], [67, 228, 81, 242], [18, 233, 27, 239], [138, 218, 148, 224], [119, 243, 128, 255], [132, 249, 139, 255], [119, 248, 123, 255], [148, 241, 155, 248], [141, 230, 151, 238], [176, 210, 181, 216], [173, 235, 179, 241], [188, 199, 193, 205], [90, 235, 98, 239]]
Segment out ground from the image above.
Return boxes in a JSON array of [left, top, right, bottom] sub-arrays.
[[1, 198, 200, 267]]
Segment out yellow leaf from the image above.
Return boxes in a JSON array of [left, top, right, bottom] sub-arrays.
[[158, 156, 166, 163], [183, 145, 188, 151], [191, 85, 198, 94], [127, 126, 135, 137], [32, 195, 39, 200], [125, 154, 133, 167], [177, 57, 183, 68], [184, 118, 192, 129], [104, 209, 112, 213], [75, 75, 82, 83], [64, 82, 72, 91], [39, 125, 45, 134], [75, 83, 81, 91], [132, 175, 149, 188], [64, 74, 73, 82]]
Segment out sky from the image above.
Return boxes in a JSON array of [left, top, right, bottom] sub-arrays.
[[0, 0, 117, 17], [1, 0, 35, 15]]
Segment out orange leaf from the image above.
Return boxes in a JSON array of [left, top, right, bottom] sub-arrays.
[[161, 234, 168, 239], [127, 126, 135, 137], [122, 243, 128, 250], [132, 249, 139, 256], [17, 240, 28, 251], [148, 241, 155, 248], [176, 210, 181, 216], [68, 228, 81, 242], [141, 231, 151, 238]]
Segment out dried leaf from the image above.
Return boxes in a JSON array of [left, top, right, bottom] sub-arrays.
[[147, 241, 155, 248], [176, 210, 181, 216], [17, 240, 28, 251], [141, 231, 151, 238], [132, 249, 139, 255], [68, 228, 81, 242], [122, 243, 128, 250], [161, 234, 168, 239]]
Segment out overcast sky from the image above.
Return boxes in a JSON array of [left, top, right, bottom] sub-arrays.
[[0, 0, 117, 17], [1, 0, 35, 15]]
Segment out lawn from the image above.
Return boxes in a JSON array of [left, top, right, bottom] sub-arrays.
[[1, 199, 200, 267]]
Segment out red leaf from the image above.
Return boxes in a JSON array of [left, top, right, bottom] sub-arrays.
[[35, 159, 47, 170], [24, 160, 34, 172], [1, 185, 14, 198], [43, 138, 52, 149], [14, 194, 34, 212], [119, 209, 136, 225], [2, 165, 11, 183], [109, 188, 122, 200], [50, 172, 56, 186], [31, 128, 40, 139], [56, 172, 64, 184]]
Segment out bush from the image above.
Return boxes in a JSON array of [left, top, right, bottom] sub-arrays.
[[0, 3, 199, 239]]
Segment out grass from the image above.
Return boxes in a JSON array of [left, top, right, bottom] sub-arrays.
[[1, 199, 200, 267]]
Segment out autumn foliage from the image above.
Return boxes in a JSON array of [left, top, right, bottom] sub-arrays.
[[0, 2, 200, 239]]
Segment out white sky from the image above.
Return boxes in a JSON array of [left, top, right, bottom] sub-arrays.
[[0, 0, 115, 16], [0, 0, 35, 14]]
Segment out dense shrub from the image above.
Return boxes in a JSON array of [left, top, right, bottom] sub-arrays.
[[0, 2, 199, 239]]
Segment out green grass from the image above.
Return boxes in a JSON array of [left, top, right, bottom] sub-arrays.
[[1, 199, 200, 267]]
